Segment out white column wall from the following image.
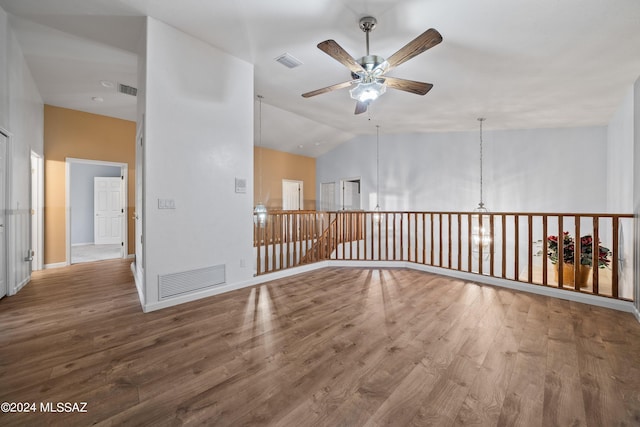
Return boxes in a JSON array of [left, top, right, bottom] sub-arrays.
[[0, 6, 44, 295], [318, 126, 608, 213], [142, 18, 254, 310], [607, 89, 634, 212], [634, 77, 640, 316]]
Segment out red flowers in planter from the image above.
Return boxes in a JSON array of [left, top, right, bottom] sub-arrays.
[[547, 232, 611, 268]]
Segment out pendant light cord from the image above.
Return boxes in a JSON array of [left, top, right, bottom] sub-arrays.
[[478, 118, 485, 208]]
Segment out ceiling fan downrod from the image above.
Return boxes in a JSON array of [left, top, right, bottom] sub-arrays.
[[359, 16, 377, 56]]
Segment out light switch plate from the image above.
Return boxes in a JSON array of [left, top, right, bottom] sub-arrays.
[[158, 198, 176, 209], [235, 178, 247, 194]]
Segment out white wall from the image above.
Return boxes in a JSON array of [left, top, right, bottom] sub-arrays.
[[606, 87, 635, 301], [0, 6, 44, 295], [607, 88, 634, 212], [70, 163, 121, 245], [141, 18, 254, 310], [318, 126, 608, 213]]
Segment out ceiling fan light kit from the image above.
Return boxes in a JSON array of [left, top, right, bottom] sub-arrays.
[[349, 80, 386, 103], [302, 16, 442, 114]]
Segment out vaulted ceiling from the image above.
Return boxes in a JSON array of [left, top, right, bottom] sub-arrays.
[[2, 0, 640, 157]]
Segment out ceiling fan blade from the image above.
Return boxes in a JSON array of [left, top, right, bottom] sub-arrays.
[[317, 40, 365, 74], [354, 101, 368, 115], [384, 77, 433, 95], [386, 28, 442, 71], [302, 79, 359, 98]]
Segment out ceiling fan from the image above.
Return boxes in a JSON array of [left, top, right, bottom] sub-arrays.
[[302, 16, 443, 115]]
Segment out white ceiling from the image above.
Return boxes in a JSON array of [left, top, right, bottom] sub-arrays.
[[2, 0, 640, 157]]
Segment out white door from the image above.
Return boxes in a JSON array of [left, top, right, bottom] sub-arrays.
[[0, 132, 7, 298], [94, 177, 123, 245], [341, 179, 361, 210], [320, 182, 336, 211], [282, 179, 303, 210]]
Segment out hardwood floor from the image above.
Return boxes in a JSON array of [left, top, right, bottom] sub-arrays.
[[1, 259, 639, 426]]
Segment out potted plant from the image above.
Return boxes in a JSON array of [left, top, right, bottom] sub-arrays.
[[547, 232, 611, 287]]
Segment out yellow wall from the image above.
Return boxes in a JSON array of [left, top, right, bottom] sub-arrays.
[[254, 147, 316, 210], [44, 105, 136, 264]]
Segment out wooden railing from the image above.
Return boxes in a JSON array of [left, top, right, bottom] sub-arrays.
[[254, 211, 634, 302]]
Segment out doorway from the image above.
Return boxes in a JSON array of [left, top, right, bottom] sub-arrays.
[[282, 179, 303, 210], [66, 158, 127, 264], [340, 177, 361, 210]]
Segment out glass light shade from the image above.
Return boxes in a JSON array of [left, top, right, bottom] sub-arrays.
[[472, 204, 491, 252], [372, 204, 384, 223], [349, 81, 386, 103], [254, 203, 267, 224]]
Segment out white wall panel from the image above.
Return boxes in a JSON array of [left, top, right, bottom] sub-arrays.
[[0, 6, 44, 295], [142, 18, 254, 308], [318, 126, 608, 214]]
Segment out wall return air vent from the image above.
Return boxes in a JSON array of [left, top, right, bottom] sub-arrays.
[[275, 52, 303, 69], [158, 264, 226, 299], [118, 83, 138, 96]]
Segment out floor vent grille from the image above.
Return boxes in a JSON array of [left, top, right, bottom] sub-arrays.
[[159, 264, 226, 299]]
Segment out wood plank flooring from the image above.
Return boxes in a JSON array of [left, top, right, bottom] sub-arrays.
[[1, 259, 639, 426]]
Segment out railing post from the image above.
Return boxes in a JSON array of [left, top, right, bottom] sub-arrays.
[[558, 215, 564, 288], [592, 216, 599, 295], [612, 215, 619, 298], [574, 215, 581, 291], [489, 214, 495, 277], [542, 215, 548, 285]]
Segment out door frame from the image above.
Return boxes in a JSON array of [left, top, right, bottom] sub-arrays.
[[339, 176, 361, 211], [30, 150, 44, 271], [0, 128, 10, 298], [65, 158, 128, 266]]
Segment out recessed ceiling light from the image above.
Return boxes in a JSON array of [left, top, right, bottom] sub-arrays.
[[298, 144, 304, 148], [314, 142, 321, 146], [100, 80, 115, 88], [92, 96, 104, 102]]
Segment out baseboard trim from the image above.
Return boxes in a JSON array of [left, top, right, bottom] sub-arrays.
[[130, 262, 146, 311], [139, 260, 637, 317], [44, 262, 68, 270], [11, 275, 31, 295], [323, 260, 637, 314], [143, 262, 330, 313], [406, 263, 636, 314]]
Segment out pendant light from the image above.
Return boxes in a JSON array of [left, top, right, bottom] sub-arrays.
[[472, 117, 491, 251], [254, 95, 267, 224], [373, 124, 383, 222]]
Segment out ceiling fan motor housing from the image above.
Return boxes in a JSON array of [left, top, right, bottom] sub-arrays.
[[351, 55, 389, 82]]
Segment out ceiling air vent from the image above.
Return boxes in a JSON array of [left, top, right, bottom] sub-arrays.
[[275, 53, 303, 69], [118, 83, 137, 97]]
